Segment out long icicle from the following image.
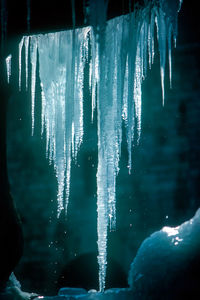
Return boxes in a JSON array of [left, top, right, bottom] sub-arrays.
[[19, 37, 24, 91], [25, 36, 30, 90], [30, 36, 38, 136]]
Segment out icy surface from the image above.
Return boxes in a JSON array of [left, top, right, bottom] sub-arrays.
[[129, 209, 200, 298], [17, 0, 182, 291], [5, 54, 12, 83]]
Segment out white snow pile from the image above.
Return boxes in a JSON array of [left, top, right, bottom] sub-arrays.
[[128, 208, 200, 299]]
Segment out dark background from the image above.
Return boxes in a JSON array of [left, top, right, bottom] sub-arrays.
[[1, 0, 200, 296]]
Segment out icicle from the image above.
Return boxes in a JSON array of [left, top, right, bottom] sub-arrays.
[[6, 54, 12, 83], [148, 11, 155, 68], [24, 36, 30, 90], [122, 57, 129, 122], [19, 37, 24, 91], [73, 28, 86, 158], [178, 0, 183, 11], [40, 86, 46, 135], [64, 30, 75, 214], [65, 153, 71, 213], [89, 0, 110, 291], [30, 36, 38, 135], [96, 172, 108, 292], [126, 13, 136, 173], [37, 29, 89, 216], [134, 45, 142, 143], [155, 8, 167, 106], [168, 23, 173, 89], [90, 29, 99, 122]]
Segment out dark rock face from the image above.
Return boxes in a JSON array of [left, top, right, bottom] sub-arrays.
[[128, 209, 200, 299], [0, 57, 24, 290], [0, 191, 23, 288]]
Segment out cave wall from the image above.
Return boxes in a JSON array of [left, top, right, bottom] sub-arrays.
[[4, 0, 200, 295]]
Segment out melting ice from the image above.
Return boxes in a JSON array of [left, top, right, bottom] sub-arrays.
[[17, 0, 182, 291]]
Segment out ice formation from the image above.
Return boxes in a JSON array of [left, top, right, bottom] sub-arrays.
[[17, 0, 182, 291]]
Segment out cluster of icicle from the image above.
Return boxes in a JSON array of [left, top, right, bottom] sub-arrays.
[[14, 0, 182, 292]]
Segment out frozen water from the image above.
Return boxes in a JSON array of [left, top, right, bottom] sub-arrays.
[[17, 0, 182, 291]]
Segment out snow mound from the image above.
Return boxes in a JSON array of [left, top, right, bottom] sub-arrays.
[[129, 209, 200, 299]]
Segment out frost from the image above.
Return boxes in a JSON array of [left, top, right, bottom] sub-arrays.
[[17, 0, 182, 291]]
